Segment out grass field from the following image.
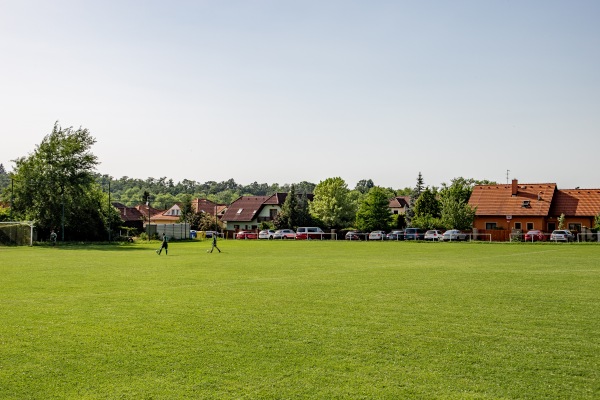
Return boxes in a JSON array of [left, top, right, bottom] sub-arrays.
[[1, 240, 599, 399]]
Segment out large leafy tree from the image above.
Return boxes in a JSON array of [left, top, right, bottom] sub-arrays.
[[413, 188, 441, 218], [411, 187, 443, 229], [309, 177, 355, 229], [438, 177, 479, 230], [10, 123, 120, 240], [355, 186, 392, 232]]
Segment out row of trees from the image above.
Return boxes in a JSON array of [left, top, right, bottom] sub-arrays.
[[0, 122, 500, 240], [266, 175, 490, 234]]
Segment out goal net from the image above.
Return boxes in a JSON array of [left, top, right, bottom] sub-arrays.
[[0, 221, 35, 246]]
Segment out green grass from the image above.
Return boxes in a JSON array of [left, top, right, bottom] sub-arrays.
[[1, 240, 599, 399]]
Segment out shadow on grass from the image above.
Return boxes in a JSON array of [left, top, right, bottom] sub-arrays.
[[32, 241, 193, 252]]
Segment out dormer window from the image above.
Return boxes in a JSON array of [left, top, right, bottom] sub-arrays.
[[237, 208, 243, 214], [522, 200, 531, 208]]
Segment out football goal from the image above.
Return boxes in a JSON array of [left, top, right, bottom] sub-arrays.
[[0, 221, 35, 246]]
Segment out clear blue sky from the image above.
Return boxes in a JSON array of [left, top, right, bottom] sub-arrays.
[[1, 1, 599, 189]]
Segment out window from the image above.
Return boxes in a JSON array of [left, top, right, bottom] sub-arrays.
[[568, 223, 581, 232], [485, 222, 497, 230], [237, 208, 243, 214], [526, 222, 534, 230], [514, 222, 522, 230]]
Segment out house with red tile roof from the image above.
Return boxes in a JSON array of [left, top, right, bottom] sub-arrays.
[[221, 193, 314, 232], [112, 202, 144, 232], [135, 204, 164, 226], [150, 203, 184, 225], [191, 198, 227, 218], [469, 179, 600, 239], [389, 196, 410, 215], [549, 189, 600, 232]]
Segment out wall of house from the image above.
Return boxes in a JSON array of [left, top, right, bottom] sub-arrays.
[[225, 221, 259, 231], [560, 217, 594, 231], [257, 205, 280, 222], [473, 216, 547, 232]]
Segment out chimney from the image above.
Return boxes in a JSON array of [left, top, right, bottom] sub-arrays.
[[511, 179, 518, 196]]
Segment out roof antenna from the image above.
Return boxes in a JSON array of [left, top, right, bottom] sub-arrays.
[[506, 169, 510, 184]]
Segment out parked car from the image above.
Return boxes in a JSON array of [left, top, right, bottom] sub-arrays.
[[236, 231, 258, 239], [524, 230, 545, 242], [295, 227, 326, 240], [258, 229, 276, 240], [386, 230, 404, 240], [273, 229, 296, 239], [550, 229, 574, 242], [368, 230, 386, 240], [345, 231, 364, 241], [404, 228, 426, 240], [424, 230, 444, 241], [441, 229, 468, 241]]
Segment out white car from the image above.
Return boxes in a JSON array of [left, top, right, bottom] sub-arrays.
[[424, 230, 443, 241], [258, 229, 276, 240], [550, 230, 574, 242], [441, 229, 468, 241], [273, 229, 296, 239], [368, 230, 386, 240]]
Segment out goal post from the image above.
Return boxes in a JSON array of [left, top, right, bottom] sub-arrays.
[[0, 221, 35, 246]]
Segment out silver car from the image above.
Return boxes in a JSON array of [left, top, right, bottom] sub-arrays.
[[273, 229, 296, 239], [258, 229, 276, 240], [368, 230, 386, 240], [550, 230, 574, 242], [442, 229, 468, 241]]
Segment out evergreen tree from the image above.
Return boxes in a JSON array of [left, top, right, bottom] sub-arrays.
[[355, 179, 374, 194], [406, 172, 425, 226], [0, 163, 9, 192], [276, 184, 299, 229]]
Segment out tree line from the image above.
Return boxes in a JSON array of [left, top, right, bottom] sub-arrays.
[[0, 123, 495, 241]]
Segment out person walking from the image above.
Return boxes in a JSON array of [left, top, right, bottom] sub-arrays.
[[210, 233, 221, 253], [50, 230, 57, 246], [157, 233, 168, 255]]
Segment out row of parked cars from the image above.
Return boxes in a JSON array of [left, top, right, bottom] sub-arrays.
[[237, 227, 328, 240], [235, 228, 578, 242], [345, 228, 469, 241], [523, 229, 575, 242]]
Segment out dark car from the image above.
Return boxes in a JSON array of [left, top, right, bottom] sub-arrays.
[[404, 228, 426, 240], [524, 230, 545, 242]]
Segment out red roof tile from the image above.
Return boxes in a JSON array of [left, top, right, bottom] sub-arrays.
[[468, 183, 556, 216], [389, 196, 409, 208], [221, 196, 271, 222], [550, 189, 600, 217]]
